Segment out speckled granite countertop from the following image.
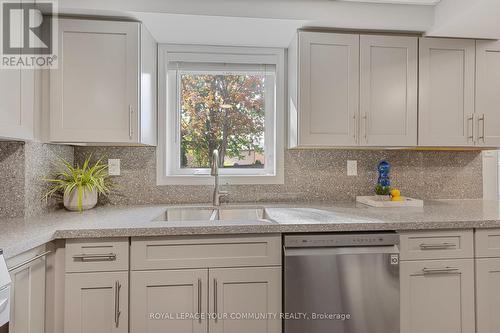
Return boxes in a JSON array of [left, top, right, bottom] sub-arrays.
[[2, 199, 500, 259]]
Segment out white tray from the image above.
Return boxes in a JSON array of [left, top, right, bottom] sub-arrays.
[[356, 196, 424, 208]]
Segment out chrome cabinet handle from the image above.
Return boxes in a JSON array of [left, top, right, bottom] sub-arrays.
[[72, 253, 117, 262], [422, 267, 460, 275], [362, 113, 368, 142], [8, 250, 51, 272], [213, 279, 218, 322], [467, 114, 474, 141], [353, 114, 357, 142], [478, 114, 486, 142], [114, 280, 121, 328], [197, 279, 202, 323], [419, 243, 456, 250], [129, 105, 133, 139]]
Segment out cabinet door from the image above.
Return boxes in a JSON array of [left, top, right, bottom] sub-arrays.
[[476, 40, 500, 147], [51, 19, 139, 143], [360, 35, 417, 146], [8, 251, 46, 333], [130, 269, 207, 333], [400, 259, 475, 333], [209, 267, 281, 333], [65, 272, 128, 333], [476, 258, 500, 333], [0, 69, 34, 141], [419, 38, 475, 146], [0, 0, 34, 141], [298, 32, 359, 147]]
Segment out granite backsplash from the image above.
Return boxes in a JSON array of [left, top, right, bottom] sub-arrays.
[[0, 141, 73, 218], [73, 146, 483, 206], [0, 141, 484, 218]]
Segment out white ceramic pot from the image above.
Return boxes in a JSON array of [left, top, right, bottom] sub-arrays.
[[63, 187, 98, 211]]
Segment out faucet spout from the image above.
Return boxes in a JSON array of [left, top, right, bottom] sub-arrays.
[[211, 149, 228, 206], [211, 149, 219, 176]]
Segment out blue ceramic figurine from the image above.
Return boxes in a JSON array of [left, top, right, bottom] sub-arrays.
[[375, 160, 391, 195]]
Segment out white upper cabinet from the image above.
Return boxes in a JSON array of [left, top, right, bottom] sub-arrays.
[[0, 11, 35, 141], [50, 19, 157, 145], [289, 31, 418, 148], [476, 40, 500, 147], [419, 38, 476, 147], [360, 35, 418, 146], [290, 31, 359, 147]]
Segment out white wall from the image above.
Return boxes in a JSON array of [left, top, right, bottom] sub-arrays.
[[429, 0, 500, 39], [58, 0, 434, 47]]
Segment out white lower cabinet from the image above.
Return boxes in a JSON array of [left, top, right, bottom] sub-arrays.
[[209, 267, 281, 333], [400, 259, 475, 333], [7, 247, 47, 333], [476, 258, 500, 333], [129, 267, 281, 333], [64, 271, 128, 333], [130, 269, 208, 333], [130, 235, 282, 333]]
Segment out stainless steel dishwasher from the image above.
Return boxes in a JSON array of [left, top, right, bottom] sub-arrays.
[[284, 233, 400, 333]]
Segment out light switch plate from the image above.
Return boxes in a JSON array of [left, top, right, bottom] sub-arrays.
[[108, 159, 121, 176], [347, 160, 357, 176]]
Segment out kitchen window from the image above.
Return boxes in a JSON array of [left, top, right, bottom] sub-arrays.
[[157, 45, 284, 185]]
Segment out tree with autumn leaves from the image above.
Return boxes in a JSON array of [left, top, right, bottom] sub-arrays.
[[180, 73, 266, 168]]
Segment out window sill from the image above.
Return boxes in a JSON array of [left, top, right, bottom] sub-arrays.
[[156, 174, 284, 186]]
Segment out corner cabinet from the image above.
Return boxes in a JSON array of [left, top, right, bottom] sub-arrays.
[[288, 31, 417, 148], [50, 19, 157, 145], [7, 246, 48, 333]]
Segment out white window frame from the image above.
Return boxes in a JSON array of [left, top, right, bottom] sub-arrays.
[[157, 44, 285, 185]]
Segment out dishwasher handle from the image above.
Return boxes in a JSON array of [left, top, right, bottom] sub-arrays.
[[284, 233, 399, 248], [284, 244, 400, 257]]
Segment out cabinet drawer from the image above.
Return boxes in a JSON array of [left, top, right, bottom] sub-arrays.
[[131, 235, 281, 270], [399, 230, 473, 260], [475, 229, 500, 258], [65, 238, 129, 273]]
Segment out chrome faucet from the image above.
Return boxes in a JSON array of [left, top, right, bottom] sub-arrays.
[[211, 149, 228, 206]]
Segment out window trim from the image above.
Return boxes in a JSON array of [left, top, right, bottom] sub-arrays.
[[157, 44, 285, 186]]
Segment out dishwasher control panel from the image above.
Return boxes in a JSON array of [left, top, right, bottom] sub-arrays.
[[284, 233, 399, 248]]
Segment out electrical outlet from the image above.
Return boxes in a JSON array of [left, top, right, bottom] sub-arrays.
[[108, 159, 121, 176], [347, 160, 357, 176]]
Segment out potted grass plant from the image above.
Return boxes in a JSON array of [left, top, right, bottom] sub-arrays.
[[43, 156, 111, 212]]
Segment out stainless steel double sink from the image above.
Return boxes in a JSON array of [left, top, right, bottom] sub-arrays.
[[153, 206, 273, 223]]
